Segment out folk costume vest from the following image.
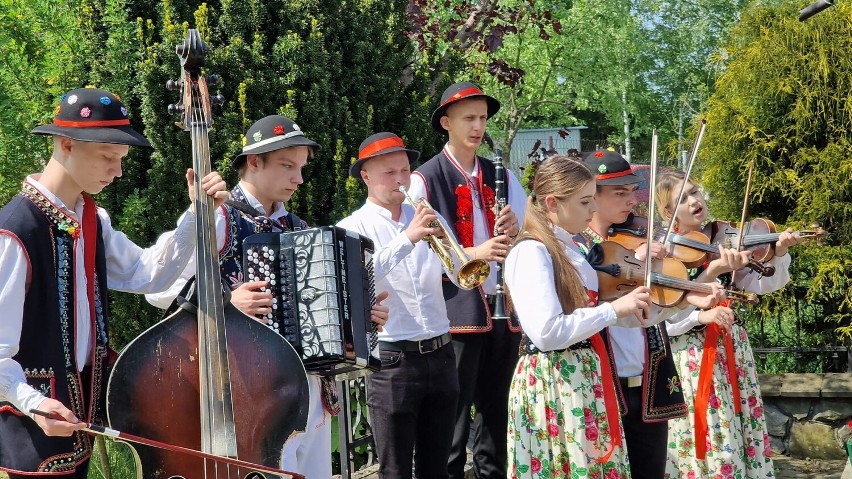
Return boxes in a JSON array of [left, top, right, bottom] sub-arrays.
[[575, 228, 688, 422], [0, 184, 109, 474], [413, 147, 520, 333]]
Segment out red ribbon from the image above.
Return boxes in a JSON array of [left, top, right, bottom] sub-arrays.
[[596, 169, 634, 180], [440, 87, 484, 107], [694, 301, 741, 460], [54, 118, 131, 127], [358, 136, 405, 159], [590, 333, 623, 464]]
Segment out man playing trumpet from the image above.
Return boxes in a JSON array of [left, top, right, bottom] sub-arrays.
[[337, 132, 467, 478]]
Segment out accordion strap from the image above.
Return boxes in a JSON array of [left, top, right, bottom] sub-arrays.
[[225, 198, 263, 218], [225, 199, 304, 231]]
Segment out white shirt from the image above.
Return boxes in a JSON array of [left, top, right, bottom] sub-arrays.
[[666, 253, 792, 337], [0, 175, 197, 416], [336, 200, 462, 342], [146, 183, 292, 308], [506, 226, 684, 376], [408, 145, 527, 295], [505, 226, 620, 352]]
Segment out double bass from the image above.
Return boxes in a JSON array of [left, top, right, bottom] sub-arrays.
[[105, 30, 309, 478]]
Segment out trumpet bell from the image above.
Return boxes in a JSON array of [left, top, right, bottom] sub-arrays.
[[458, 259, 491, 290]]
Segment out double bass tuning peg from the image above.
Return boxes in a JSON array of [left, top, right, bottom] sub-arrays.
[[210, 94, 225, 106], [165, 79, 182, 91], [167, 103, 184, 115], [206, 74, 220, 86]]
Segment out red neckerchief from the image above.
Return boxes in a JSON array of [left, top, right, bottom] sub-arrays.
[[443, 145, 495, 247]]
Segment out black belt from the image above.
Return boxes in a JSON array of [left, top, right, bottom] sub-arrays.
[[380, 332, 452, 354], [519, 335, 591, 355]]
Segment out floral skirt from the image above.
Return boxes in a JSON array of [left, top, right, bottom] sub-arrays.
[[508, 348, 630, 479], [664, 325, 774, 478]]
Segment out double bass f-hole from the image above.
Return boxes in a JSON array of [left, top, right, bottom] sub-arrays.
[[105, 29, 310, 479]]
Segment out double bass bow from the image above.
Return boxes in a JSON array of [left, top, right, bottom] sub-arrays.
[[106, 30, 310, 478]]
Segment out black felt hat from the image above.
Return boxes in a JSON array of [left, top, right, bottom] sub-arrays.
[[350, 132, 420, 178], [31, 87, 150, 147], [431, 82, 500, 134], [232, 115, 320, 168], [582, 149, 639, 186]]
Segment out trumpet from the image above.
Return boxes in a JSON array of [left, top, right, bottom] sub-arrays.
[[398, 183, 490, 290]]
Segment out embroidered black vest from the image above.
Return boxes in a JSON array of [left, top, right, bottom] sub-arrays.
[[0, 186, 109, 474], [414, 151, 520, 333], [575, 228, 688, 422]]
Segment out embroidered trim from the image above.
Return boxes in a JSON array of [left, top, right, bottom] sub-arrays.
[[20, 183, 80, 236]]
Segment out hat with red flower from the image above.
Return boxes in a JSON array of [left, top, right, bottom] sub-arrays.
[[232, 115, 319, 168], [32, 87, 150, 147]]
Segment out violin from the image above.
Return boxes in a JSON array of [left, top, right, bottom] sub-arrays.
[[105, 30, 310, 478], [606, 213, 650, 251], [591, 241, 758, 307], [664, 220, 827, 276]]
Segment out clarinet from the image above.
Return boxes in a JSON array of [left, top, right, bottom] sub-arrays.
[[491, 148, 510, 320]]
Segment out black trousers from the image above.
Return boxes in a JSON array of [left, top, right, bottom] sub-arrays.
[[448, 318, 520, 479], [621, 385, 669, 479], [367, 343, 459, 479]]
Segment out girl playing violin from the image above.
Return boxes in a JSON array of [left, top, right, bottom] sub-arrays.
[[505, 155, 651, 478], [655, 169, 802, 479]]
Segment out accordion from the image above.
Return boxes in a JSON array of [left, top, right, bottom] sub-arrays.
[[243, 226, 380, 379]]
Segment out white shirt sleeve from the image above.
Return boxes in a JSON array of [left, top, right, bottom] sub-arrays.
[[666, 309, 703, 336], [734, 253, 791, 294], [102, 206, 198, 294], [0, 234, 49, 415], [506, 169, 527, 229], [339, 215, 416, 282], [506, 240, 616, 351], [145, 206, 228, 308]]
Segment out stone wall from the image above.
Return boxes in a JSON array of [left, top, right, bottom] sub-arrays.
[[760, 373, 852, 461]]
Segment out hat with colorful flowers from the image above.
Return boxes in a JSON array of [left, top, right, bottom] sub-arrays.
[[31, 87, 150, 147]]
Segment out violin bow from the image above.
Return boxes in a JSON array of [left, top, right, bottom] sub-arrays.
[[644, 129, 658, 289], [664, 119, 707, 247], [31, 409, 305, 479], [737, 161, 756, 252]]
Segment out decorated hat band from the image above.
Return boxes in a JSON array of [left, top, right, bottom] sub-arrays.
[[359, 136, 405, 159], [52, 118, 131, 127], [440, 87, 485, 107], [597, 169, 635, 180], [242, 130, 306, 152]]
